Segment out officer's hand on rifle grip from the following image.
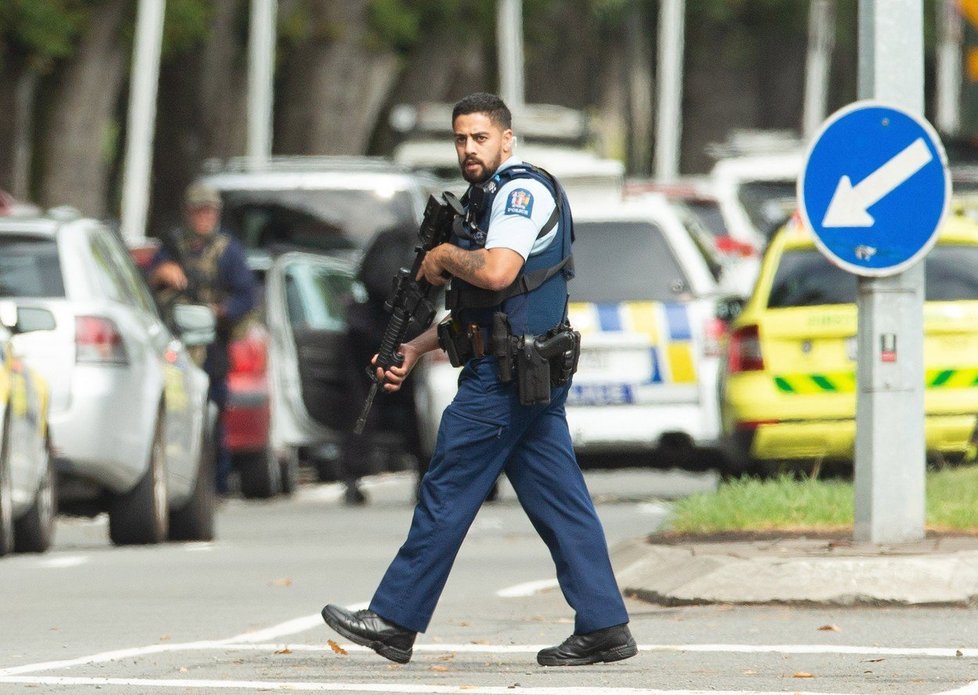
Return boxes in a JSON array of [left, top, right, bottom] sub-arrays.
[[371, 343, 419, 393]]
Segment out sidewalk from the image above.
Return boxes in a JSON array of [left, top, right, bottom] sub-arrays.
[[611, 532, 978, 607]]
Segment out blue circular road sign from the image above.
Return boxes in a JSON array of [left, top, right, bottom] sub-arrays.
[[798, 101, 950, 277]]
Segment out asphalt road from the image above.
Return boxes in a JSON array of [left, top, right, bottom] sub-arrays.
[[2, 468, 978, 694]]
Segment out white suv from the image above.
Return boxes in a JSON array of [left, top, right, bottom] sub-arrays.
[[195, 156, 439, 272]]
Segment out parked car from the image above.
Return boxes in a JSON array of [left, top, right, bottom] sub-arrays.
[[0, 305, 54, 555], [719, 210, 978, 476], [414, 192, 731, 470], [186, 156, 436, 488], [264, 250, 421, 482], [709, 149, 803, 251], [0, 212, 218, 545], [194, 155, 436, 274]]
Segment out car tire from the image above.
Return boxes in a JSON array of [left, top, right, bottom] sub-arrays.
[[168, 419, 216, 542], [238, 447, 280, 499], [279, 446, 299, 497], [14, 442, 55, 553], [0, 418, 14, 557], [110, 416, 169, 545]]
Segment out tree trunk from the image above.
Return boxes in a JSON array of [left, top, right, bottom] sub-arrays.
[[151, 0, 249, 235], [39, 0, 129, 217], [278, 1, 400, 155]]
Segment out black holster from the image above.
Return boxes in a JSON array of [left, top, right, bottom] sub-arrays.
[[491, 313, 582, 406]]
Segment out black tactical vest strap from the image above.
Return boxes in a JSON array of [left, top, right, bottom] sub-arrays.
[[445, 165, 572, 311], [445, 255, 573, 310]]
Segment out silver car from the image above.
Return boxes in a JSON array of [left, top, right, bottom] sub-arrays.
[[0, 213, 217, 545]]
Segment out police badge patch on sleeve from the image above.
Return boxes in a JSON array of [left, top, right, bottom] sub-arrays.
[[504, 188, 534, 217]]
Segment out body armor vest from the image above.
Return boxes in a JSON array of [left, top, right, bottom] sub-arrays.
[[174, 231, 230, 307], [446, 163, 574, 336]]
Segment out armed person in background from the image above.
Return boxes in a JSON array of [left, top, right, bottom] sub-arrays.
[[321, 93, 635, 667], [338, 225, 427, 505], [148, 182, 258, 496]]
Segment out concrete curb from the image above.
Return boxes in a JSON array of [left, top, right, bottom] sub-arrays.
[[610, 537, 978, 607]]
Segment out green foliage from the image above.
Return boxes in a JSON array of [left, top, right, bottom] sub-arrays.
[[161, 0, 212, 57], [669, 465, 978, 533], [0, 0, 87, 72], [367, 0, 420, 53]]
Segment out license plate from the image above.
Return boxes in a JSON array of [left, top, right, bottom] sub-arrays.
[[568, 383, 634, 405]]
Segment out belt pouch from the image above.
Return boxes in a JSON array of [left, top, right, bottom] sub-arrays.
[[437, 316, 471, 368], [515, 338, 552, 406]]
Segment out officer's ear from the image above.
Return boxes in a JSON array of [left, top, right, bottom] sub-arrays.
[[501, 128, 514, 156]]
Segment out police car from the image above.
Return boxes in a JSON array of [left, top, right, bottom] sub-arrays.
[[720, 209, 978, 476], [413, 192, 731, 469]]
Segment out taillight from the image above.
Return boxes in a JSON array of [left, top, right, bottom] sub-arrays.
[[229, 333, 267, 375], [75, 316, 127, 364], [702, 316, 728, 358], [727, 324, 763, 373], [714, 236, 757, 257]]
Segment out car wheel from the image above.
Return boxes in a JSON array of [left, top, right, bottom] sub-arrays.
[[14, 441, 56, 553], [279, 446, 299, 497], [0, 419, 14, 557], [109, 417, 169, 545], [238, 447, 280, 499], [168, 419, 216, 542]]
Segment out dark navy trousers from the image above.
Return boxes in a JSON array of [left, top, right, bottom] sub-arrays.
[[370, 356, 629, 634]]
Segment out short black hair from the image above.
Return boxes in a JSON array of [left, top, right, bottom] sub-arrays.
[[452, 92, 512, 130]]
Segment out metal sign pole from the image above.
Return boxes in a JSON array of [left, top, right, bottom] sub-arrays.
[[247, 0, 277, 171], [119, 0, 166, 244], [854, 0, 926, 544]]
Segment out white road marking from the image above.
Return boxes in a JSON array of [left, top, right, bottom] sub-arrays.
[[36, 555, 89, 568], [1, 611, 974, 694], [934, 684, 978, 695], [0, 676, 857, 694], [496, 578, 559, 597]]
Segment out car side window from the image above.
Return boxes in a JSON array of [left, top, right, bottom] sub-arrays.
[[100, 232, 160, 317], [284, 261, 355, 331], [87, 234, 128, 304]]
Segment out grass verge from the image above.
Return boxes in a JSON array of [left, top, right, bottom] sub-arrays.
[[667, 464, 978, 534]]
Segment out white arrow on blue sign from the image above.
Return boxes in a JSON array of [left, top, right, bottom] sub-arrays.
[[798, 101, 950, 277]]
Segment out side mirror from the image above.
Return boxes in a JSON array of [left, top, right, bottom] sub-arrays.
[[715, 295, 746, 324], [172, 303, 216, 347], [0, 301, 56, 333]]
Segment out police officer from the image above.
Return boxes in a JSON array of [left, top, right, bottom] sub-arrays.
[[148, 182, 258, 496], [321, 93, 635, 667]]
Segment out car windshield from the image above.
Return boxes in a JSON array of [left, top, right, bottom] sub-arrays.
[[767, 245, 978, 308], [0, 236, 65, 297], [570, 221, 692, 303], [220, 188, 418, 254], [738, 180, 797, 238], [283, 260, 358, 331]]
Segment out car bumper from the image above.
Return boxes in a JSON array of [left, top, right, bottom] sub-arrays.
[[740, 414, 977, 462], [567, 402, 719, 453], [49, 368, 153, 496]]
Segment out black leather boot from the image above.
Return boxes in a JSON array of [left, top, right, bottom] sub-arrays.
[[321, 604, 416, 664], [537, 623, 638, 666]]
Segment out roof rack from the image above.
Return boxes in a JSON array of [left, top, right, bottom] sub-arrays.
[[200, 155, 409, 175]]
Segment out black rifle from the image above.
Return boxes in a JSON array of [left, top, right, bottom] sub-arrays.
[[353, 191, 464, 434]]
